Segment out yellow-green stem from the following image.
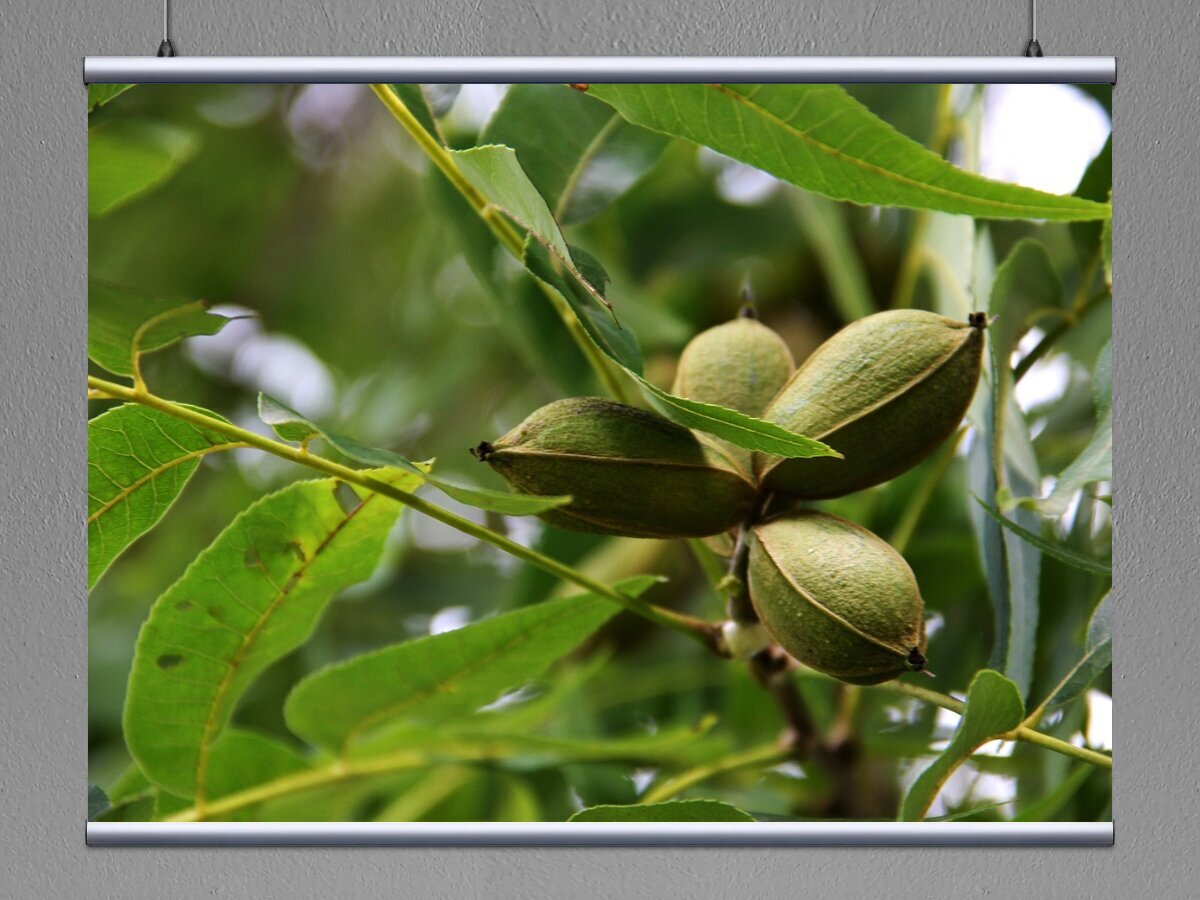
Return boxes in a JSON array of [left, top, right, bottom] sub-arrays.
[[88, 376, 719, 650], [865, 678, 1112, 770], [369, 84, 634, 405], [641, 742, 788, 804], [158, 671, 1109, 821]]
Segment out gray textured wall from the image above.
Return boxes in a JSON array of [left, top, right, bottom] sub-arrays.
[[2, 0, 1196, 896]]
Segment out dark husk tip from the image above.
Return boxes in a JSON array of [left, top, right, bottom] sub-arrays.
[[470, 441, 496, 462], [967, 311, 990, 330]]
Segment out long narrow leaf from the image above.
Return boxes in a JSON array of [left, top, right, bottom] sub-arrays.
[[284, 576, 658, 752], [974, 498, 1111, 576], [587, 84, 1110, 221]]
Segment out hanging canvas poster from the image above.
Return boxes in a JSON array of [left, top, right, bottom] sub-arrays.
[[87, 77, 1112, 839]]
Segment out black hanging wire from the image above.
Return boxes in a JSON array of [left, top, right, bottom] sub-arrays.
[[157, 0, 176, 57], [1025, 0, 1043, 57]]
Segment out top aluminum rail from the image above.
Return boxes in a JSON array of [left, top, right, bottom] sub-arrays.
[[83, 55, 1116, 85]]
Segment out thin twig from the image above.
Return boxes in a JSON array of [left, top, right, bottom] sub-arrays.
[[88, 375, 723, 652]]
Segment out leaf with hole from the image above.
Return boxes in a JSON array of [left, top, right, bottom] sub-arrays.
[[257, 393, 570, 516], [88, 403, 241, 591], [587, 84, 1110, 221], [284, 576, 658, 752], [899, 670, 1025, 821], [123, 469, 417, 800]]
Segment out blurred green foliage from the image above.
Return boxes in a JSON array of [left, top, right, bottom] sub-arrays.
[[89, 83, 1111, 824]]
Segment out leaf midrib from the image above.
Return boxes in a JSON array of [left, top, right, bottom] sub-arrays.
[[334, 601, 601, 753], [88, 442, 238, 524], [707, 85, 1110, 218], [193, 486, 377, 804]]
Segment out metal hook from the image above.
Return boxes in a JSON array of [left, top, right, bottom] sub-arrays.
[[156, 0, 176, 56], [1024, 0, 1043, 56]]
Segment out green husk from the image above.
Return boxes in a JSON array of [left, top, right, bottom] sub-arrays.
[[755, 309, 984, 499], [477, 397, 757, 538], [748, 510, 927, 685], [672, 314, 796, 473]]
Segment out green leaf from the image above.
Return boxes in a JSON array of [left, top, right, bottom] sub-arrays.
[[1035, 593, 1113, 716], [284, 576, 657, 752], [522, 241, 644, 373], [974, 498, 1111, 576], [453, 144, 577, 264], [88, 278, 232, 377], [481, 84, 668, 225], [89, 121, 196, 216], [88, 785, 110, 820], [359, 716, 720, 768], [899, 670, 1025, 821], [638, 377, 840, 459], [967, 241, 1057, 698], [569, 799, 755, 823], [1029, 340, 1112, 516], [88, 84, 133, 113], [88, 403, 241, 591], [123, 470, 417, 800], [587, 84, 1110, 221], [256, 393, 569, 516], [426, 171, 595, 396]]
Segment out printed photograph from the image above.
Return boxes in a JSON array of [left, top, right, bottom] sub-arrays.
[[88, 81, 1112, 826]]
